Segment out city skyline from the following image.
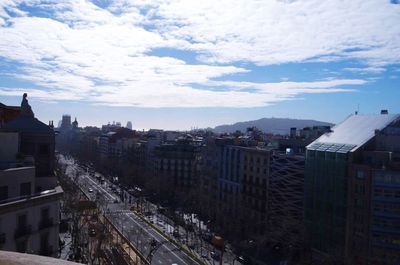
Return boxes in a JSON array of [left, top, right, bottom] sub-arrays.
[[0, 0, 400, 130]]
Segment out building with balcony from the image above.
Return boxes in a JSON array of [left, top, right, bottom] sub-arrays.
[[0, 133, 62, 256], [240, 147, 270, 236], [154, 136, 201, 190], [0, 94, 63, 258]]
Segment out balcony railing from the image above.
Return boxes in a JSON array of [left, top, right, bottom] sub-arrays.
[[14, 225, 32, 239], [0, 189, 57, 205], [39, 218, 54, 230]]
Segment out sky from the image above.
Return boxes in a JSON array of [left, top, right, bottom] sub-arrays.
[[0, 0, 399, 130]]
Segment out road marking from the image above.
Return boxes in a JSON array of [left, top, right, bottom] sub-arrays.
[[84, 174, 116, 200], [124, 213, 192, 265]]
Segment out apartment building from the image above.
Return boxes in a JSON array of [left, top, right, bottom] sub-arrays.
[[0, 94, 63, 257], [0, 132, 62, 256]]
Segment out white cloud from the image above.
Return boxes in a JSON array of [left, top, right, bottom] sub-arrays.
[[344, 67, 386, 74], [148, 0, 400, 66], [0, 0, 393, 108]]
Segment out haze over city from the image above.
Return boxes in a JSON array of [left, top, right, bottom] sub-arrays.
[[0, 0, 399, 129]]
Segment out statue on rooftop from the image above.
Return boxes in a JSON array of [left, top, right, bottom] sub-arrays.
[[21, 93, 34, 118]]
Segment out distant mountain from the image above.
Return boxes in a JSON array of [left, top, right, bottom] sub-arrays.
[[213, 117, 334, 134]]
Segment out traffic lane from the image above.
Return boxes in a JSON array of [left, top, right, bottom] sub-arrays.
[[113, 209, 194, 265], [60, 156, 199, 264], [83, 174, 117, 201], [116, 214, 168, 260], [121, 213, 194, 265], [109, 213, 177, 265], [101, 188, 198, 264], [67, 173, 194, 265]]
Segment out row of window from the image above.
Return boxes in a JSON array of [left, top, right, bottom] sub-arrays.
[[374, 188, 400, 198], [243, 165, 267, 174], [374, 172, 400, 185], [373, 217, 400, 230], [0, 182, 31, 201], [372, 233, 400, 245], [243, 174, 267, 186], [373, 203, 400, 215], [307, 150, 348, 161], [244, 155, 268, 165]]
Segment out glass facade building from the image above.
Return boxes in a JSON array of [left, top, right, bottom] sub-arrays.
[[305, 145, 349, 256], [304, 113, 400, 262]]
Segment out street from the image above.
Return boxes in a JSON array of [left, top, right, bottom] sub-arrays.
[[59, 155, 241, 265], [60, 155, 204, 265]]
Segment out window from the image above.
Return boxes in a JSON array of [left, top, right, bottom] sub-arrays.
[[20, 182, 31, 196], [17, 214, 27, 227], [0, 186, 8, 201], [41, 208, 49, 220], [40, 232, 49, 250], [356, 170, 365, 179]]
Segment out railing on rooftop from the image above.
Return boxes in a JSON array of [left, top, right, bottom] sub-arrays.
[[0, 189, 57, 205], [0, 157, 34, 170]]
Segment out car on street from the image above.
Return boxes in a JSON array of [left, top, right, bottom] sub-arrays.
[[236, 256, 247, 263], [88, 188, 94, 193]]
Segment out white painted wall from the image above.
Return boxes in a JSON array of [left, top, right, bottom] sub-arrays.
[[0, 167, 35, 199], [0, 197, 60, 257]]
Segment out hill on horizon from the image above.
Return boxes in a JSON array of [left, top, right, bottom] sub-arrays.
[[213, 117, 334, 134]]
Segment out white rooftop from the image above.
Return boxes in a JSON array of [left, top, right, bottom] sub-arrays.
[[308, 114, 400, 152]]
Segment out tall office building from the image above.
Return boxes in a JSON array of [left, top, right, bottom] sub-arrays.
[[305, 113, 400, 264]]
